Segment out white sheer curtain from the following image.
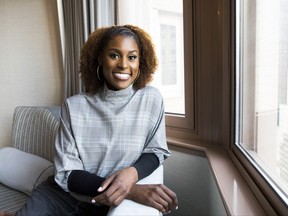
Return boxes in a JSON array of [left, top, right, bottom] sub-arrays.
[[57, 0, 116, 98]]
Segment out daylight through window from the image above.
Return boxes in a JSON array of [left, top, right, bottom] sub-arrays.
[[235, 0, 288, 204], [117, 0, 185, 115]]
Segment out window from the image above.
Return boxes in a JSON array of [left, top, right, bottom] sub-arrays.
[[235, 0, 288, 210], [117, 0, 194, 131]]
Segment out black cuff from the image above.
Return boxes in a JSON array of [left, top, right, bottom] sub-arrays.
[[68, 170, 106, 197], [132, 153, 159, 180]]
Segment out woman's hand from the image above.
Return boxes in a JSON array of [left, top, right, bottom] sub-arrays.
[[92, 167, 138, 206], [127, 184, 178, 214]]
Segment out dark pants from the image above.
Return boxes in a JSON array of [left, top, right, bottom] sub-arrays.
[[15, 176, 109, 216]]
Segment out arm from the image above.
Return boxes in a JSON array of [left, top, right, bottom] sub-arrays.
[[91, 153, 159, 205], [67, 153, 159, 198], [68, 170, 105, 196], [54, 102, 85, 192], [126, 184, 178, 214], [132, 153, 159, 180], [105, 166, 179, 215], [141, 91, 171, 165]]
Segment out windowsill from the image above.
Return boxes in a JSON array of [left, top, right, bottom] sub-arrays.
[[166, 137, 267, 216]]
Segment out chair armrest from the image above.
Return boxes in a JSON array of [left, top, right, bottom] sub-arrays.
[[107, 165, 163, 216]]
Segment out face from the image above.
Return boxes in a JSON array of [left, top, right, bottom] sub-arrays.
[[100, 35, 140, 91]]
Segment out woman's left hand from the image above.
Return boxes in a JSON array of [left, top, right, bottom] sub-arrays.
[[92, 167, 138, 206]]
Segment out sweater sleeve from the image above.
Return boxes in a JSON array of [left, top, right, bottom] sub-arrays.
[[68, 170, 106, 196], [132, 153, 159, 180], [54, 102, 85, 192], [142, 89, 171, 164]]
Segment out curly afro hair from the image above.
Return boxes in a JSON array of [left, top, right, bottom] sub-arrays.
[[80, 25, 158, 94]]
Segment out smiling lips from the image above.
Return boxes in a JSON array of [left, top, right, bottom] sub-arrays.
[[113, 72, 131, 80]]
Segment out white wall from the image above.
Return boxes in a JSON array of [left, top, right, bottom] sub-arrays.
[[0, 0, 63, 148]]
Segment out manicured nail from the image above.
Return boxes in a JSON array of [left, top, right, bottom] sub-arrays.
[[97, 186, 103, 192], [176, 206, 179, 210], [91, 199, 96, 204]]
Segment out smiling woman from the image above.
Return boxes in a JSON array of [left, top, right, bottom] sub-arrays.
[[80, 25, 158, 95], [11, 25, 178, 216]]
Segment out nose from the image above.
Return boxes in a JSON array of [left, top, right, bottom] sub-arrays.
[[118, 58, 128, 69]]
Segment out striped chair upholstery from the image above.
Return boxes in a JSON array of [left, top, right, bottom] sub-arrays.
[[0, 106, 60, 213], [0, 184, 28, 213], [11, 106, 60, 162]]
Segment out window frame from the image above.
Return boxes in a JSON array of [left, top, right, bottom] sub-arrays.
[[115, 0, 197, 136], [165, 0, 198, 135], [232, 0, 288, 214]]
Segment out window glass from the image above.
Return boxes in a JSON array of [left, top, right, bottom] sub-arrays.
[[117, 0, 184, 114], [236, 0, 288, 204], [160, 24, 177, 85]]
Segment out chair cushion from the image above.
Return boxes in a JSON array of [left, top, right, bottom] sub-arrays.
[[0, 147, 54, 195]]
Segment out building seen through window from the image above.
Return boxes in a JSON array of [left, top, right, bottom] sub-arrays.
[[117, 0, 184, 115], [236, 0, 288, 204]]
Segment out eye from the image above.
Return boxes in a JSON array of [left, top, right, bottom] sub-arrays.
[[109, 53, 119, 59], [128, 55, 138, 61]]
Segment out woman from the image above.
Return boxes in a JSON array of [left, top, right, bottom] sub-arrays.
[[15, 25, 178, 216]]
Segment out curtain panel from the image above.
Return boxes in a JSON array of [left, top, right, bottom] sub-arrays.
[[57, 0, 116, 99]]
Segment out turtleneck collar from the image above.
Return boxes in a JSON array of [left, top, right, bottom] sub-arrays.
[[100, 82, 135, 102]]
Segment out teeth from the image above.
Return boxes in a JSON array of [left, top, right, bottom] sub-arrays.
[[113, 73, 130, 80]]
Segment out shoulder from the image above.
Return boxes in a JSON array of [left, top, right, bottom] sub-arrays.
[[65, 93, 92, 104], [137, 85, 163, 101], [63, 93, 96, 111], [135, 86, 164, 113], [61, 94, 97, 117]]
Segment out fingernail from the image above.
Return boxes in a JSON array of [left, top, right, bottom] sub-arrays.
[[97, 187, 103, 192], [176, 206, 179, 210], [91, 199, 96, 204]]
